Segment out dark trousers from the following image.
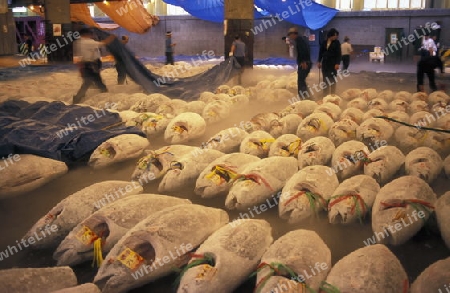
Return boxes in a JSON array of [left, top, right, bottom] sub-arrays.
[[417, 66, 437, 92], [321, 68, 337, 97], [115, 60, 127, 85], [342, 55, 350, 70], [235, 56, 245, 85], [165, 52, 174, 65], [74, 62, 107, 101], [297, 62, 311, 99]]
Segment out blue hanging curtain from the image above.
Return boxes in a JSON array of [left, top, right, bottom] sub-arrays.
[[162, 0, 337, 30]]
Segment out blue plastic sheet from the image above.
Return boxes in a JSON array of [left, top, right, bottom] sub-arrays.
[[163, 0, 267, 22], [0, 100, 145, 165], [163, 0, 337, 30]]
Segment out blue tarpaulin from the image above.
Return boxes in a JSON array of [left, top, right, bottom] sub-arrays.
[[163, 0, 338, 30], [163, 0, 268, 23], [0, 100, 145, 165]]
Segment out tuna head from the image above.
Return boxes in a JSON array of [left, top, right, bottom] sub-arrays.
[[158, 150, 224, 193], [405, 147, 443, 184], [94, 231, 161, 293], [131, 150, 175, 182], [364, 146, 405, 185], [225, 173, 276, 211], [279, 184, 327, 224], [195, 165, 239, 199], [22, 204, 74, 249], [54, 214, 127, 267], [297, 137, 335, 168]]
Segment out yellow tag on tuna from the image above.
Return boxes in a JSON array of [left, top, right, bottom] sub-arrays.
[[117, 248, 144, 271], [195, 264, 217, 281], [76, 226, 98, 245]]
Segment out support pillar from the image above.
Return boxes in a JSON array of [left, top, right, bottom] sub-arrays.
[[224, 0, 254, 68], [44, 0, 73, 62]]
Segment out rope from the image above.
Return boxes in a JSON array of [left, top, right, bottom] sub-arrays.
[[328, 194, 369, 223], [205, 164, 239, 183], [250, 262, 314, 293], [319, 281, 341, 293], [379, 199, 435, 223], [92, 238, 104, 268], [233, 173, 274, 191], [375, 116, 450, 133], [283, 191, 327, 215], [173, 253, 214, 289]]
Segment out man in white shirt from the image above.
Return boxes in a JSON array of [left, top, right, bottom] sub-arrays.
[[341, 36, 353, 70], [73, 28, 115, 104], [420, 33, 437, 57]]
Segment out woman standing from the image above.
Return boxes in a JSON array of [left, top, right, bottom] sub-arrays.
[[318, 28, 341, 97]]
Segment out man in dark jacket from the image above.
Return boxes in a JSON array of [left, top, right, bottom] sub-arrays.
[[318, 28, 341, 97], [417, 55, 444, 92], [287, 27, 312, 99]]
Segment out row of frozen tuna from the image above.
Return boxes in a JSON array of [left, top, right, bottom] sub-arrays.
[[19, 173, 449, 267], [5, 195, 450, 293]]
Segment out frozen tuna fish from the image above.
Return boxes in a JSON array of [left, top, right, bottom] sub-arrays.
[[164, 112, 206, 144], [323, 244, 408, 293], [249, 112, 280, 132], [158, 149, 224, 193], [389, 99, 409, 112], [411, 257, 450, 293], [93, 204, 229, 293], [328, 118, 358, 146], [394, 125, 427, 154], [340, 107, 364, 124], [176, 219, 273, 293], [255, 229, 331, 293], [296, 113, 334, 142], [435, 191, 450, 250], [268, 134, 302, 158], [372, 176, 436, 245], [225, 157, 298, 211], [202, 100, 231, 124], [364, 146, 405, 185], [297, 136, 335, 169], [340, 88, 362, 101], [376, 90, 394, 102], [88, 134, 150, 169], [405, 147, 443, 184], [279, 165, 339, 223], [125, 112, 171, 136], [23, 181, 143, 249], [328, 175, 380, 224], [331, 140, 368, 181], [239, 130, 275, 158], [200, 127, 248, 154], [428, 90, 450, 105], [0, 154, 68, 199], [356, 117, 394, 145], [54, 194, 191, 266], [0, 267, 77, 293], [313, 102, 342, 121], [195, 153, 260, 199], [131, 145, 196, 182]]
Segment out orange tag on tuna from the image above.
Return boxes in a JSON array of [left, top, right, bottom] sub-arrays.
[[117, 248, 144, 271], [76, 226, 98, 245]]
